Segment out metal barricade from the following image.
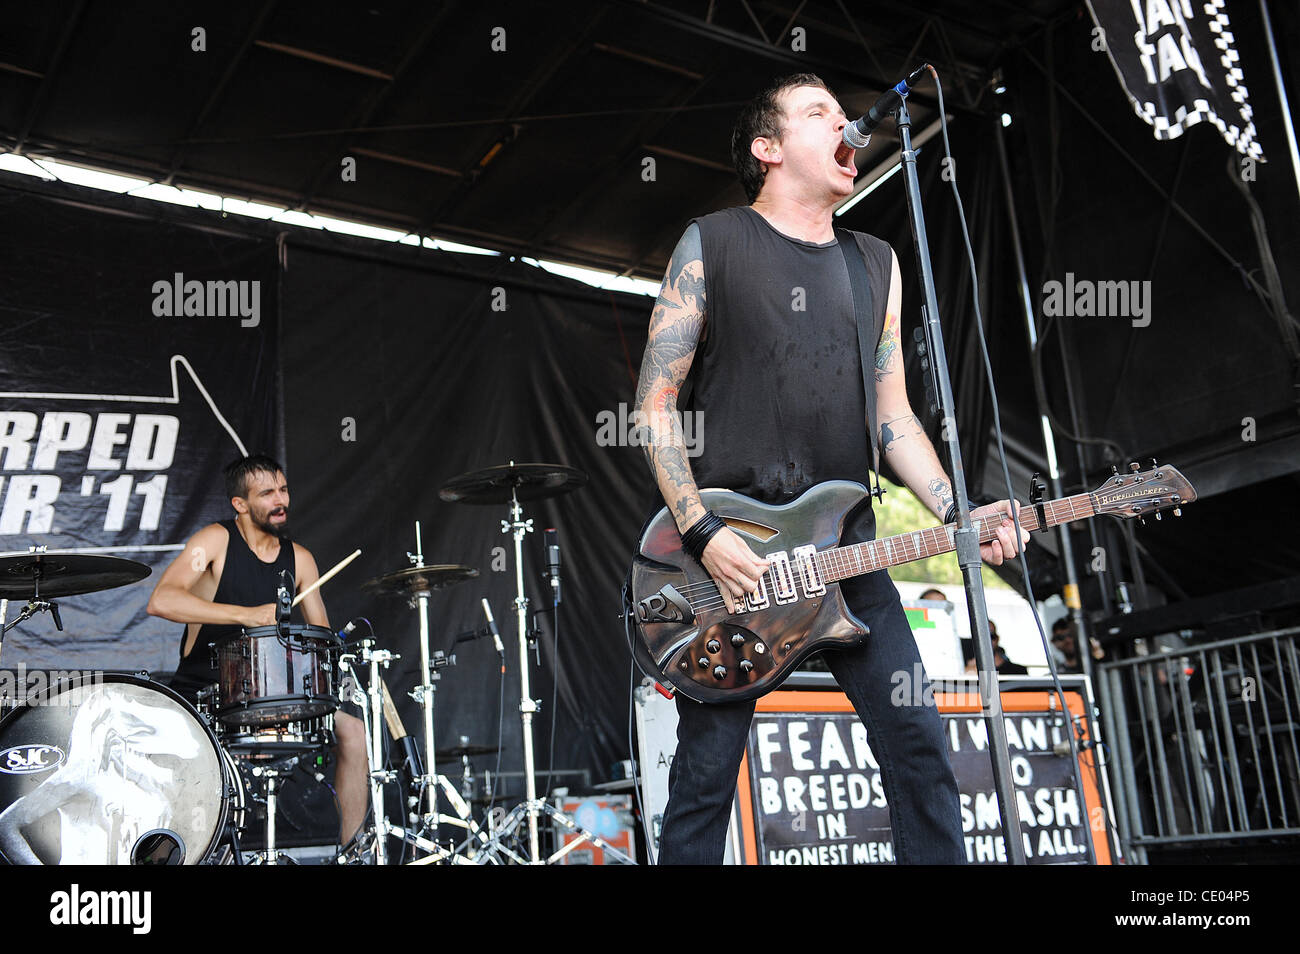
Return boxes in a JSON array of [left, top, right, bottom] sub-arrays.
[[1096, 626, 1300, 863]]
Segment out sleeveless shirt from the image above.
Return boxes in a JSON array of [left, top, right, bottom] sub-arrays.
[[171, 519, 297, 696], [685, 206, 893, 543]]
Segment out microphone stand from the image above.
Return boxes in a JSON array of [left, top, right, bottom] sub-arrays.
[[894, 96, 1026, 863]]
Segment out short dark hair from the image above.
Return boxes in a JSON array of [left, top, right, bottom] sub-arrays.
[[224, 454, 284, 500], [1051, 618, 1071, 635], [731, 73, 834, 203]]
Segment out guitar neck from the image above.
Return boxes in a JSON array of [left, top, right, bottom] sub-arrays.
[[817, 492, 1096, 583]]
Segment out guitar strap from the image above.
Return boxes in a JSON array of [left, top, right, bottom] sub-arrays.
[[835, 228, 886, 503]]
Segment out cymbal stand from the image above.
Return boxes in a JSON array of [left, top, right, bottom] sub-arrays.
[[401, 523, 492, 861], [406, 520, 442, 858], [340, 639, 455, 865], [471, 486, 634, 865], [508, 485, 540, 860]]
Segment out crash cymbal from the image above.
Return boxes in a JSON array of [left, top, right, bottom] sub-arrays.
[[438, 462, 588, 505], [0, 552, 152, 599], [362, 564, 479, 598], [435, 742, 499, 763]]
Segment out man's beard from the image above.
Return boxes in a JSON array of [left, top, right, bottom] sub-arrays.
[[254, 507, 292, 540]]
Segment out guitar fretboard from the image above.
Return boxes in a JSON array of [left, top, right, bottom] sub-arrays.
[[815, 493, 1095, 583]]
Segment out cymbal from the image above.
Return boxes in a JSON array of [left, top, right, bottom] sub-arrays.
[[361, 564, 479, 598], [438, 462, 588, 505], [436, 742, 499, 763], [0, 552, 152, 599]]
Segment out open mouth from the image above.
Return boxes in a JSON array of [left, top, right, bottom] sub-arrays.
[[269, 509, 287, 522], [834, 141, 857, 177]]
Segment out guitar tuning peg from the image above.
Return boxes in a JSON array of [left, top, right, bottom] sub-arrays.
[[1138, 515, 1146, 526], [1173, 508, 1182, 517], [1154, 512, 1162, 521], [1111, 465, 1119, 476], [1129, 461, 1140, 472], [1149, 458, 1158, 468]]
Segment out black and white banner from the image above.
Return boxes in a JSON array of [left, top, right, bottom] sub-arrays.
[[1087, 0, 1264, 159], [0, 192, 281, 675], [747, 710, 1096, 865]]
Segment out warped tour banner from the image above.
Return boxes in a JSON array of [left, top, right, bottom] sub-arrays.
[[0, 190, 281, 674], [736, 689, 1113, 865]]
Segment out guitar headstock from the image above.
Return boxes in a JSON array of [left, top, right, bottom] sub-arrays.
[[1091, 461, 1196, 521]]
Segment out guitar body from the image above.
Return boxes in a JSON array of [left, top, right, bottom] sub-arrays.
[[630, 480, 871, 703], [629, 462, 1196, 704]]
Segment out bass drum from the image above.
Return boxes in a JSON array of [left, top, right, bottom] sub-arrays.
[[0, 673, 239, 865]]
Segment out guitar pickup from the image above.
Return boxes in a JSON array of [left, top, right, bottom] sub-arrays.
[[792, 545, 825, 597], [743, 574, 770, 612], [767, 551, 798, 604]]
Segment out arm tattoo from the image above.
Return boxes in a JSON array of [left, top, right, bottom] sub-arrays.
[[676, 268, 705, 303], [634, 224, 708, 528], [874, 311, 899, 383], [928, 478, 954, 516], [879, 413, 921, 455]]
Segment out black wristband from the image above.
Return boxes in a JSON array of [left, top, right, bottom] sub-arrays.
[[942, 504, 958, 524], [681, 510, 726, 564]]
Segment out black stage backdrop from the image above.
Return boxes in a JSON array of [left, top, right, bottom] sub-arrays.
[[999, 12, 1300, 593], [279, 240, 656, 793], [0, 189, 281, 674]]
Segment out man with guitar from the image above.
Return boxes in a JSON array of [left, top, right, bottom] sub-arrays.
[[633, 73, 1028, 864]]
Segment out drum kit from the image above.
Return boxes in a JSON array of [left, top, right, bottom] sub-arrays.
[[0, 462, 634, 865]]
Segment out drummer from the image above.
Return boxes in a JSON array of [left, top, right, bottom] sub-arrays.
[[146, 454, 368, 847]]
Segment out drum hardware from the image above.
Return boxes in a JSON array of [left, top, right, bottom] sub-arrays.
[[243, 759, 298, 865], [219, 718, 334, 760], [440, 461, 629, 865], [361, 524, 481, 863], [341, 638, 461, 865]]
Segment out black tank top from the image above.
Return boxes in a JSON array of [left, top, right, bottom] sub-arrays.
[[685, 206, 893, 541], [171, 519, 297, 694]]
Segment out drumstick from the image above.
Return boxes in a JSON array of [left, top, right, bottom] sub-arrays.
[[291, 548, 361, 607], [379, 678, 408, 741], [381, 677, 425, 778]]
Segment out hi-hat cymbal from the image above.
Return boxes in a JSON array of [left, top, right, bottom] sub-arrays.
[[436, 742, 499, 763], [0, 552, 152, 599], [362, 564, 479, 598], [438, 462, 588, 505]]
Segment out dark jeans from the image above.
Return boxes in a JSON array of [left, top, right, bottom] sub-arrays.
[[657, 567, 965, 865]]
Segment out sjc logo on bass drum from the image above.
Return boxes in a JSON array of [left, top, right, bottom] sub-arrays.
[[0, 744, 66, 774]]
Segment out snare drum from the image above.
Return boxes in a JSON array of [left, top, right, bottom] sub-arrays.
[[0, 673, 242, 865], [219, 716, 334, 761], [215, 624, 339, 728]]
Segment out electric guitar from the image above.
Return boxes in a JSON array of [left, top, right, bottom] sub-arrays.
[[628, 462, 1195, 703]]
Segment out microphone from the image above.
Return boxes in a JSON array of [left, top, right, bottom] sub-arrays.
[[276, 569, 292, 625], [544, 527, 561, 605], [481, 598, 505, 656], [337, 619, 357, 641], [842, 65, 929, 148]]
